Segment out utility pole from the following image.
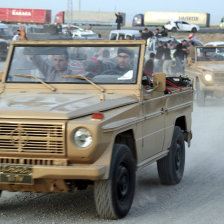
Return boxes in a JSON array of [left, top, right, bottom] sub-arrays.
[[67, 0, 73, 23], [78, 0, 81, 11]]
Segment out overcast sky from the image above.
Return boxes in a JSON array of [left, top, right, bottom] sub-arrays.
[[0, 0, 223, 24]]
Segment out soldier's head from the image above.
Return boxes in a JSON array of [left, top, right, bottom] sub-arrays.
[[117, 47, 134, 69], [53, 51, 69, 72], [182, 40, 187, 46]]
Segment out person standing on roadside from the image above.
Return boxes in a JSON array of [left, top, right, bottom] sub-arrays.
[[163, 43, 172, 75], [188, 32, 197, 40], [187, 41, 196, 64], [160, 26, 168, 37], [66, 24, 73, 37], [144, 52, 155, 75], [139, 30, 143, 39], [154, 28, 161, 38], [115, 12, 123, 30], [167, 40, 175, 50], [174, 40, 188, 74], [88, 24, 93, 30], [143, 52, 155, 88], [155, 41, 164, 72], [142, 28, 154, 40]]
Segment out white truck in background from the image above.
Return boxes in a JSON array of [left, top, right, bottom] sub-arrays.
[[132, 11, 210, 27], [55, 11, 126, 26]]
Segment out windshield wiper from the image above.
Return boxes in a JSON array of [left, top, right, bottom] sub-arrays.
[[63, 75, 106, 101], [15, 74, 56, 92]]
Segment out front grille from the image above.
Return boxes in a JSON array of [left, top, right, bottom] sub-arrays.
[[0, 122, 65, 155], [213, 73, 224, 83], [0, 157, 67, 166]]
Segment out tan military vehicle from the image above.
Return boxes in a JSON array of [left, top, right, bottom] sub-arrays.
[[0, 39, 193, 219], [185, 46, 224, 106]]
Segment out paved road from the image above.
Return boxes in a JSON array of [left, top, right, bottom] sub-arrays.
[[93, 25, 224, 33], [0, 101, 224, 224]]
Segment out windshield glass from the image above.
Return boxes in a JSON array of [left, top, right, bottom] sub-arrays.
[[6, 45, 140, 84], [197, 47, 224, 62]]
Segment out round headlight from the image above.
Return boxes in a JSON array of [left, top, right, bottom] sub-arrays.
[[204, 74, 212, 81], [74, 128, 92, 148]]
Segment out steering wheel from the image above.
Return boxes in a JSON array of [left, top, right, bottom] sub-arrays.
[[101, 68, 123, 75]]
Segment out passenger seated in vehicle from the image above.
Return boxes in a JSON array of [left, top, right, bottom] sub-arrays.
[[198, 51, 210, 61], [90, 48, 116, 74], [83, 60, 101, 78], [125, 35, 132, 40], [98, 47, 135, 80], [116, 47, 134, 73]]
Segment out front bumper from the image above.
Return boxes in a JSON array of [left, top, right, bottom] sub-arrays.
[[0, 164, 107, 193], [32, 164, 106, 180], [201, 84, 224, 96]]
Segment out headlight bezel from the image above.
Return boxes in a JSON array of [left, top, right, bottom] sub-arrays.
[[73, 128, 93, 148]]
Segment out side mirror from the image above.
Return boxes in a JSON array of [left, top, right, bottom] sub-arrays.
[[0, 72, 4, 81], [153, 73, 166, 92]]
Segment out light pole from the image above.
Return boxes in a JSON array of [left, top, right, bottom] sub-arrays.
[[78, 0, 81, 11]]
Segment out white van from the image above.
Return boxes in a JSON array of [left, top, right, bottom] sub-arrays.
[[109, 30, 141, 40]]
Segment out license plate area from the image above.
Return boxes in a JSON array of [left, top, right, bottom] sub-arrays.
[[0, 164, 33, 185]]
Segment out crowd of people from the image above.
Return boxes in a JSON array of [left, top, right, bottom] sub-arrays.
[[144, 37, 196, 76], [114, 26, 197, 77], [138, 26, 168, 40]]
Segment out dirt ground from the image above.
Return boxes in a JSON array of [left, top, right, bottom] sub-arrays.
[[173, 33, 224, 44]]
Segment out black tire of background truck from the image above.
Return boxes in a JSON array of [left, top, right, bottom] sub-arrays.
[[94, 144, 136, 219], [196, 79, 205, 106], [157, 126, 185, 185], [192, 27, 197, 32], [172, 27, 177, 32]]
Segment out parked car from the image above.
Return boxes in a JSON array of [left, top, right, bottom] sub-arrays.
[[109, 29, 141, 40], [61, 24, 97, 39], [164, 20, 200, 32], [205, 41, 224, 46], [177, 39, 204, 47]]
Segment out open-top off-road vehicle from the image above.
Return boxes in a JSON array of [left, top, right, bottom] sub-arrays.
[[185, 46, 224, 106], [0, 39, 193, 219]]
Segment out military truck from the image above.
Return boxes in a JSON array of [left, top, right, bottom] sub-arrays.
[[185, 46, 224, 106], [0, 39, 193, 219]]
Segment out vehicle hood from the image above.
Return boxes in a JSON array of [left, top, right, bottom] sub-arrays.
[[0, 92, 138, 120], [197, 63, 224, 71]]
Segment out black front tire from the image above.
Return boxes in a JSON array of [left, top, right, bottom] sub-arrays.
[[172, 27, 177, 32], [192, 27, 197, 32], [94, 144, 136, 219], [157, 126, 185, 185]]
